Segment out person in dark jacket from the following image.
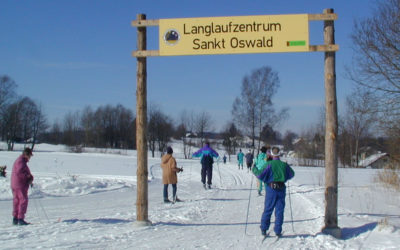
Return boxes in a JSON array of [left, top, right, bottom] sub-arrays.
[[192, 142, 219, 189], [11, 148, 34, 225], [255, 147, 295, 237], [245, 149, 254, 172]]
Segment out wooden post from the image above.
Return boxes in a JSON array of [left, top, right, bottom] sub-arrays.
[[134, 13, 151, 226], [322, 8, 341, 238]]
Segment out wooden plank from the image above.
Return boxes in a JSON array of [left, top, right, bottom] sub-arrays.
[[131, 14, 336, 27], [131, 19, 159, 27], [132, 50, 160, 57], [309, 44, 339, 52], [308, 13, 338, 21]]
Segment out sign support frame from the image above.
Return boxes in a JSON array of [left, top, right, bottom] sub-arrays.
[[132, 9, 341, 238]]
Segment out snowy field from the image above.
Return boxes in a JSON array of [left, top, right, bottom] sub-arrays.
[[0, 143, 399, 249]]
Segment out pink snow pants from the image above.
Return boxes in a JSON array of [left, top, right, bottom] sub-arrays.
[[12, 187, 29, 219]]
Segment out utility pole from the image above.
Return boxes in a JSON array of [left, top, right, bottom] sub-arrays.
[[134, 13, 151, 226], [322, 8, 341, 239]]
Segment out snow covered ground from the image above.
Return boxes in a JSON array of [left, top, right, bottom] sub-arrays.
[[0, 143, 399, 249]]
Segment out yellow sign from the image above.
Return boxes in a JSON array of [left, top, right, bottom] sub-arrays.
[[159, 14, 309, 56]]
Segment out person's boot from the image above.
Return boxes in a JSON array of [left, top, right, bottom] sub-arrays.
[[18, 219, 30, 225], [260, 226, 267, 236], [173, 196, 182, 203], [261, 229, 267, 236], [203, 183, 207, 189], [208, 184, 212, 189], [12, 217, 18, 225]]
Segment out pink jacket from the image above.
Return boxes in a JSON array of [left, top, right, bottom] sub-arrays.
[[11, 155, 33, 190]]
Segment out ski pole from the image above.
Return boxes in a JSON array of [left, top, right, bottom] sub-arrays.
[[216, 158, 222, 188], [189, 162, 192, 182], [244, 174, 254, 235], [32, 185, 50, 223], [287, 181, 295, 233], [32, 196, 42, 223]]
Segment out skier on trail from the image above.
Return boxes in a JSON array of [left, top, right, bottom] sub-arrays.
[[192, 142, 219, 189], [252, 146, 269, 196], [11, 148, 34, 225], [161, 146, 183, 203], [245, 149, 254, 172], [223, 155, 227, 164], [0, 165, 6, 177], [253, 146, 295, 237], [237, 149, 244, 170]]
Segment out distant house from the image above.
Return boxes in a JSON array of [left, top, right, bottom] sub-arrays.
[[358, 152, 390, 169]]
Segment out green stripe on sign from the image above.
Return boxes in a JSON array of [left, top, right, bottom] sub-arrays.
[[287, 41, 306, 46]]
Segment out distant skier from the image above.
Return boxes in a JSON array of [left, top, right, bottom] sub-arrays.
[[253, 147, 295, 237], [0, 165, 6, 177], [245, 149, 254, 172], [161, 146, 183, 203], [223, 155, 227, 164], [237, 149, 244, 170], [252, 146, 272, 195], [192, 142, 219, 189], [11, 148, 34, 225]]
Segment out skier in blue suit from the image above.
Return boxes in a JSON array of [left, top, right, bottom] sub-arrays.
[[192, 142, 219, 189], [254, 147, 295, 237]]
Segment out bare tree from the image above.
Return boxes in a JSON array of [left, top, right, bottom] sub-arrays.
[[148, 105, 173, 157], [2, 97, 46, 150], [0, 75, 17, 110], [178, 110, 196, 159], [232, 66, 287, 151], [0, 75, 17, 140], [63, 111, 81, 147], [221, 122, 241, 161], [81, 106, 95, 147], [344, 88, 376, 167], [282, 130, 298, 151], [3, 99, 24, 150], [348, 0, 400, 120], [28, 102, 48, 150], [195, 111, 213, 146]]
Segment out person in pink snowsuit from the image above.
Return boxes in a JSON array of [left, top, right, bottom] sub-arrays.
[[11, 148, 34, 225]]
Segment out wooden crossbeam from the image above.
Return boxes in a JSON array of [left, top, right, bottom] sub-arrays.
[[308, 13, 338, 21]]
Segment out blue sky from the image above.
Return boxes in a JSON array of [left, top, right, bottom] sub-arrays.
[[0, 0, 377, 134]]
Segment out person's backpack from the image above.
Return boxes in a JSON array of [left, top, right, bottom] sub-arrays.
[[201, 154, 214, 165]]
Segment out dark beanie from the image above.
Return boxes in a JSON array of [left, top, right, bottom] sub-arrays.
[[167, 146, 173, 154], [261, 146, 267, 153]]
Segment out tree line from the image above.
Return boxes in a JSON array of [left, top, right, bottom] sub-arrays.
[[1, 0, 399, 169]]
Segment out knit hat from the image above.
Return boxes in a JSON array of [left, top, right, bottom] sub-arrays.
[[260, 146, 267, 153], [167, 146, 173, 154]]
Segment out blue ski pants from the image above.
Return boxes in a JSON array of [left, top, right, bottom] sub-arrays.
[[201, 164, 213, 185], [260, 185, 286, 235]]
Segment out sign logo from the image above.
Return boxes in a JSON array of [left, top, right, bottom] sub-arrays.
[[164, 29, 180, 45]]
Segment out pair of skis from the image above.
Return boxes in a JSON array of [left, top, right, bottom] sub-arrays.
[[261, 233, 281, 244]]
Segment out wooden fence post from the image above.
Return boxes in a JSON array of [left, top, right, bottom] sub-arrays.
[[322, 8, 341, 238]]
